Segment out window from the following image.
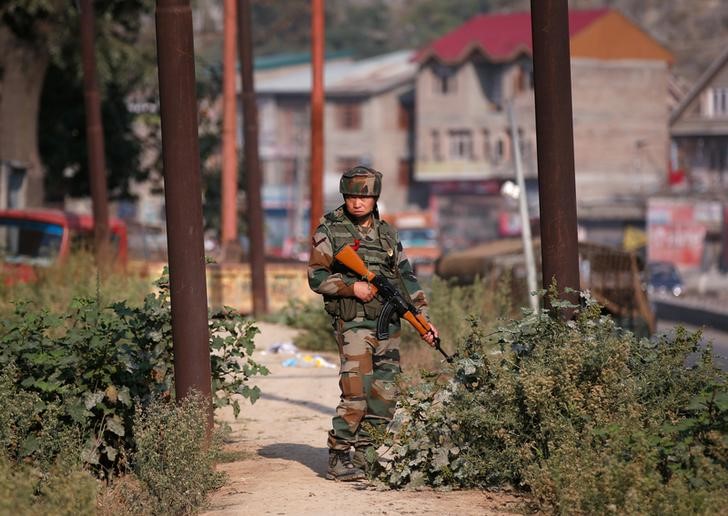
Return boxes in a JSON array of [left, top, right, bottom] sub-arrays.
[[432, 65, 457, 95], [709, 87, 728, 117], [432, 130, 442, 161], [398, 103, 410, 130], [482, 129, 491, 162], [336, 101, 362, 129], [515, 128, 529, 160], [438, 75, 456, 94], [448, 129, 473, 160], [0, 218, 63, 266], [493, 135, 507, 164]]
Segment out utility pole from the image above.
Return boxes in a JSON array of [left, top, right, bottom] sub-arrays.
[[507, 102, 538, 313], [221, 0, 240, 261], [155, 0, 213, 425], [237, 0, 268, 316], [530, 0, 580, 316], [79, 0, 110, 268], [309, 0, 324, 236]]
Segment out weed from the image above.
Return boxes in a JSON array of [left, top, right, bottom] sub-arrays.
[[375, 292, 728, 513]]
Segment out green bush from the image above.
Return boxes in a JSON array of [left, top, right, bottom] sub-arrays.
[[375, 294, 728, 513], [270, 299, 337, 352], [398, 274, 514, 360], [272, 274, 515, 358], [0, 269, 268, 477], [100, 394, 225, 516], [0, 455, 98, 516], [0, 250, 150, 314]]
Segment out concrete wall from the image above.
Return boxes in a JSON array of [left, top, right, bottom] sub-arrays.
[[415, 59, 537, 182], [324, 84, 412, 213], [571, 58, 669, 203], [415, 57, 669, 205]]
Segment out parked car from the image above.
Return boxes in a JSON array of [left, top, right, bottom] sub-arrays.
[[646, 261, 683, 297], [0, 208, 128, 284]]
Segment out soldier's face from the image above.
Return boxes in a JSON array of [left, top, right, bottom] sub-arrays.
[[344, 195, 377, 218]]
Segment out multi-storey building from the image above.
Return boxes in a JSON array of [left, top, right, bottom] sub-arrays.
[[413, 8, 674, 249], [254, 50, 418, 255], [671, 46, 728, 193]]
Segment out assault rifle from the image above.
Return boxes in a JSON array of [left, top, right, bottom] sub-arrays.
[[334, 244, 453, 363]]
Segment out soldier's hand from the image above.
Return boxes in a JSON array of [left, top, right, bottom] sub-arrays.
[[422, 322, 439, 347], [353, 281, 375, 302]]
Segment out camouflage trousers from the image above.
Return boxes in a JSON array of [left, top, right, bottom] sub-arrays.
[[327, 317, 401, 452]]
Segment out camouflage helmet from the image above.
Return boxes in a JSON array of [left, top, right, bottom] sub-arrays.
[[339, 165, 382, 196]]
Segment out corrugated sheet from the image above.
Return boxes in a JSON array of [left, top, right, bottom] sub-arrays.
[[255, 50, 416, 95]]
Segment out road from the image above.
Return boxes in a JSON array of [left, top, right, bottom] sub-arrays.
[[202, 322, 523, 516], [653, 294, 728, 369]]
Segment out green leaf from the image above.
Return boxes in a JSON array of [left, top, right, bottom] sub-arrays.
[[67, 399, 92, 423], [81, 443, 100, 466], [117, 386, 131, 406], [106, 414, 126, 436], [103, 444, 118, 462], [85, 390, 105, 409], [20, 435, 40, 457]]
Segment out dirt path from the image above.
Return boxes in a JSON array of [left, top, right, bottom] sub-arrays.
[[202, 322, 523, 516]]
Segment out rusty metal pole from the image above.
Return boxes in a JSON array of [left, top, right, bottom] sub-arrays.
[[155, 0, 213, 420], [309, 0, 325, 236], [79, 0, 110, 267], [530, 0, 580, 316], [237, 0, 268, 315], [221, 0, 239, 260]]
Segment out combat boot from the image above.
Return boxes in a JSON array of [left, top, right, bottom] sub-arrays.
[[326, 450, 365, 481], [352, 445, 378, 474]]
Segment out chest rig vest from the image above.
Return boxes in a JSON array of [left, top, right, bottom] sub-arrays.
[[321, 205, 408, 321]]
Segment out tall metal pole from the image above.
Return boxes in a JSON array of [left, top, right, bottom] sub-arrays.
[[155, 0, 213, 422], [530, 0, 580, 315], [309, 0, 325, 236], [507, 102, 538, 312], [237, 0, 268, 315], [221, 0, 239, 259], [79, 0, 110, 267]]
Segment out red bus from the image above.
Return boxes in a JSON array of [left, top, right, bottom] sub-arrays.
[[0, 208, 128, 283]]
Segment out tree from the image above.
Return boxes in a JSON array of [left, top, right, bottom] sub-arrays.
[[0, 0, 154, 205]]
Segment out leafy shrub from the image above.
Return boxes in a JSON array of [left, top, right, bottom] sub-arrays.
[[397, 274, 516, 371], [0, 270, 268, 477], [99, 394, 225, 516], [0, 455, 98, 516], [423, 273, 513, 348], [273, 274, 515, 361], [0, 366, 97, 514], [375, 294, 728, 513], [0, 364, 85, 473], [269, 299, 337, 352], [0, 250, 149, 314]]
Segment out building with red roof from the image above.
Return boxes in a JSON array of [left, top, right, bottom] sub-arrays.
[[412, 8, 674, 250]]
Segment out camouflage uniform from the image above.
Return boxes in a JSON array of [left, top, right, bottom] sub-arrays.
[[308, 166, 429, 455]]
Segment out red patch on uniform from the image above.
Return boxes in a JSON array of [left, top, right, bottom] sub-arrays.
[[351, 239, 361, 251]]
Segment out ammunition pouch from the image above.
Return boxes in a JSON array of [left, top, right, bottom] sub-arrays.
[[362, 296, 382, 320], [324, 295, 358, 321]]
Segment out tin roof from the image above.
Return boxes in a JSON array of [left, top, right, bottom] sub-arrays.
[[255, 50, 416, 96], [415, 9, 609, 63]]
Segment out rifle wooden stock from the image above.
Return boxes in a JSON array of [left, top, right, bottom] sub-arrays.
[[334, 244, 376, 286], [334, 244, 434, 341]]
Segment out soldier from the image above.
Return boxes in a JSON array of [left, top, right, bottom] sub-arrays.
[[308, 165, 439, 481]]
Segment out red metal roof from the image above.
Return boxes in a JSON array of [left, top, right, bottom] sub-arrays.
[[415, 8, 610, 64]]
